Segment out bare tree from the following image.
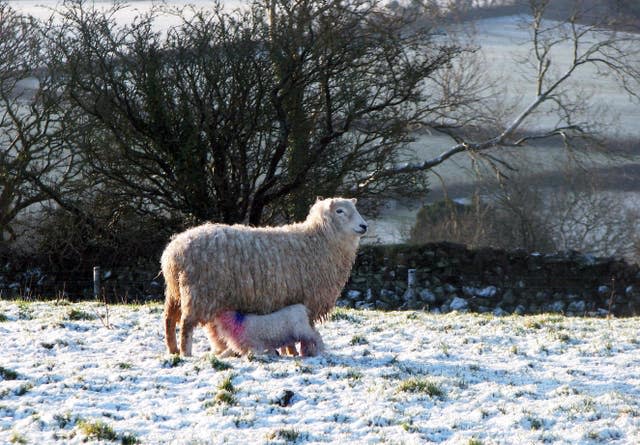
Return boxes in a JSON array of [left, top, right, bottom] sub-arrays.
[[365, 0, 640, 184], [0, 3, 80, 242], [47, 0, 474, 226], [546, 182, 639, 260]]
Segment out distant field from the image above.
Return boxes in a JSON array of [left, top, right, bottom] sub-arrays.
[[372, 13, 640, 242]]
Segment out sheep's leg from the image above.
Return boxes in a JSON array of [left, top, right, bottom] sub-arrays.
[[219, 348, 236, 358], [299, 339, 313, 357], [164, 299, 181, 355], [179, 315, 197, 357], [283, 344, 299, 356], [300, 338, 321, 357], [276, 344, 299, 356], [204, 321, 227, 355]]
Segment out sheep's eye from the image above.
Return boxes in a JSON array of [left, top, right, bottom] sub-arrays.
[[336, 208, 344, 214]]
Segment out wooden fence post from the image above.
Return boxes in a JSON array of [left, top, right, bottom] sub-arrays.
[[93, 266, 100, 299]]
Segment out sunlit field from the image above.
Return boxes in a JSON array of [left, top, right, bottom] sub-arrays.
[[1, 300, 639, 444]]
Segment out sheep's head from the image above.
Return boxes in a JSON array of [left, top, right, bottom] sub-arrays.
[[308, 197, 367, 238]]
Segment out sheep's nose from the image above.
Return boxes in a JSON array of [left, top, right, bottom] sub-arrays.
[[359, 223, 368, 233]]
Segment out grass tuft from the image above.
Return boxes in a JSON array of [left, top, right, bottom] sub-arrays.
[[219, 374, 235, 393], [9, 431, 27, 444], [266, 428, 301, 443], [121, 433, 140, 444], [213, 391, 235, 406], [527, 416, 543, 430], [162, 354, 183, 368], [78, 419, 118, 441], [204, 374, 237, 408], [349, 335, 368, 346], [53, 411, 77, 429], [16, 302, 32, 320], [398, 378, 446, 399], [330, 308, 360, 323], [67, 308, 96, 321], [0, 366, 18, 380], [208, 355, 232, 371]]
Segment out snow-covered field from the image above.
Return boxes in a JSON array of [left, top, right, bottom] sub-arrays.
[[1, 300, 639, 444]]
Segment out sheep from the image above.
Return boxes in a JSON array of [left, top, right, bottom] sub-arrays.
[[214, 303, 324, 357], [161, 197, 367, 356]]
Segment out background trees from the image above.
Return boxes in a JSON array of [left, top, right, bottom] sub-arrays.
[[0, 4, 78, 242], [48, 0, 470, 227], [1, 0, 639, 273]]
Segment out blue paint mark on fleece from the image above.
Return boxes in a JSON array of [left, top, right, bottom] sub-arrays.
[[233, 311, 246, 325]]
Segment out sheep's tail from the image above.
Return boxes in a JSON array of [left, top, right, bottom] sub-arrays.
[[162, 262, 181, 355]]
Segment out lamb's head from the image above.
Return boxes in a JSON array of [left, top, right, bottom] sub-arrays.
[[308, 197, 368, 238]]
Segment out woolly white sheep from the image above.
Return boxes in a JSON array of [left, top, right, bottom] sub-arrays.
[[214, 303, 324, 357], [161, 197, 367, 356]]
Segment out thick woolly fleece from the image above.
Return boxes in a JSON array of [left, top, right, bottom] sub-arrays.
[[161, 197, 367, 356], [214, 304, 324, 357]]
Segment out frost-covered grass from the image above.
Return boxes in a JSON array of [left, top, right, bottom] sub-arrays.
[[1, 300, 639, 444]]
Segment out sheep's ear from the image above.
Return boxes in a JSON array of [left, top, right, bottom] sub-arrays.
[[315, 195, 325, 202], [351, 198, 357, 204]]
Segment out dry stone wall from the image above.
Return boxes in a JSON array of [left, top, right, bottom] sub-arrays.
[[340, 242, 640, 316], [4, 241, 640, 316]]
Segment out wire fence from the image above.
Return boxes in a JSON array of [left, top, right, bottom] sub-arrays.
[[0, 266, 164, 303]]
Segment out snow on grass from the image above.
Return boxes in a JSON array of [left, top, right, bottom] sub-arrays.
[[1, 300, 639, 444]]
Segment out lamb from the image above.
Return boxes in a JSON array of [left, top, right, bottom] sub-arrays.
[[161, 197, 367, 356], [213, 304, 324, 357]]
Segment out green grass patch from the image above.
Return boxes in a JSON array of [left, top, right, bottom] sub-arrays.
[[214, 391, 236, 406], [330, 308, 360, 323], [266, 428, 301, 443], [74, 415, 138, 443], [77, 419, 118, 441], [219, 374, 235, 393], [121, 433, 140, 445], [9, 431, 27, 444], [53, 411, 77, 429], [207, 355, 232, 371], [349, 335, 368, 346], [66, 308, 96, 321], [527, 416, 543, 430], [16, 302, 32, 320], [0, 313, 7, 322], [204, 374, 237, 408], [398, 378, 446, 399], [524, 319, 542, 329], [162, 354, 183, 368], [0, 366, 19, 380]]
